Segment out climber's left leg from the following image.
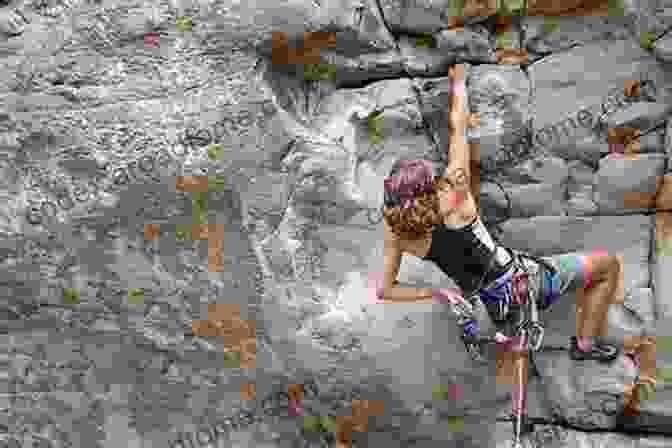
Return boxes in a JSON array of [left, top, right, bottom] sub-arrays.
[[538, 251, 620, 363]]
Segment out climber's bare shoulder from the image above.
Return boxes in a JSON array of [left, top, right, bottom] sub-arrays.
[[440, 166, 480, 227]]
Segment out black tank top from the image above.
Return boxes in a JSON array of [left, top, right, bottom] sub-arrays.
[[423, 216, 514, 294]]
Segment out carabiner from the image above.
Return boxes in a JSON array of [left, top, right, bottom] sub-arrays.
[[527, 322, 544, 352]]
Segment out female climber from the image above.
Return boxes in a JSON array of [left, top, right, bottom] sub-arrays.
[[378, 63, 622, 443], [378, 63, 622, 365]]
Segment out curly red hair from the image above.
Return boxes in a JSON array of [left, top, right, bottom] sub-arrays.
[[382, 159, 443, 241]]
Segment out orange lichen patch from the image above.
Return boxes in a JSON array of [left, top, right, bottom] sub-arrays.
[[240, 382, 257, 401], [464, 0, 498, 18], [144, 223, 161, 241], [608, 127, 640, 158], [192, 223, 209, 240], [271, 31, 337, 65], [207, 224, 225, 272], [303, 31, 337, 50], [624, 80, 642, 98], [527, 0, 611, 16], [656, 175, 672, 213], [623, 191, 657, 210], [622, 335, 657, 415], [287, 383, 305, 402], [208, 303, 241, 321], [237, 338, 257, 368], [494, 15, 515, 30], [496, 48, 529, 65], [335, 415, 355, 447], [192, 319, 220, 337], [656, 212, 672, 244], [176, 175, 209, 193], [350, 399, 385, 432]]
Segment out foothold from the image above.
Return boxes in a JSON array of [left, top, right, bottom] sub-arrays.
[[63, 287, 80, 305], [128, 288, 144, 305]]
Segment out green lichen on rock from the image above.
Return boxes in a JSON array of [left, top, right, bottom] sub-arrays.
[[208, 175, 227, 193], [62, 287, 80, 305], [498, 0, 527, 16], [207, 143, 226, 161], [128, 288, 144, 305], [319, 415, 337, 434], [192, 192, 209, 225], [415, 32, 436, 49], [223, 350, 241, 368], [367, 110, 385, 145], [176, 16, 193, 32], [656, 238, 672, 256], [303, 415, 323, 432], [608, 0, 625, 16], [446, 0, 464, 17], [639, 32, 657, 50], [446, 415, 465, 432], [432, 383, 450, 401], [542, 17, 560, 34], [176, 224, 193, 241], [495, 30, 514, 49], [303, 63, 336, 82]]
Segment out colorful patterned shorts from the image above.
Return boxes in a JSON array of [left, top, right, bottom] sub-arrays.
[[478, 249, 605, 320], [520, 251, 595, 310]]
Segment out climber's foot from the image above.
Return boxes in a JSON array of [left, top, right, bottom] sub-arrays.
[[569, 336, 619, 363]]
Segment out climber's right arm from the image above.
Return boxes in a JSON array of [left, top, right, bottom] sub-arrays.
[[380, 222, 434, 303]]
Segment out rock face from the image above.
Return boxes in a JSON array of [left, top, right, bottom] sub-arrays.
[[0, 0, 671, 447]]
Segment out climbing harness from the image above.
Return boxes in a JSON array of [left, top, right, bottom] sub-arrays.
[[465, 249, 559, 448]]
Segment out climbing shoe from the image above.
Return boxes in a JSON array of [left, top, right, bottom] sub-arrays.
[[569, 336, 619, 363]]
